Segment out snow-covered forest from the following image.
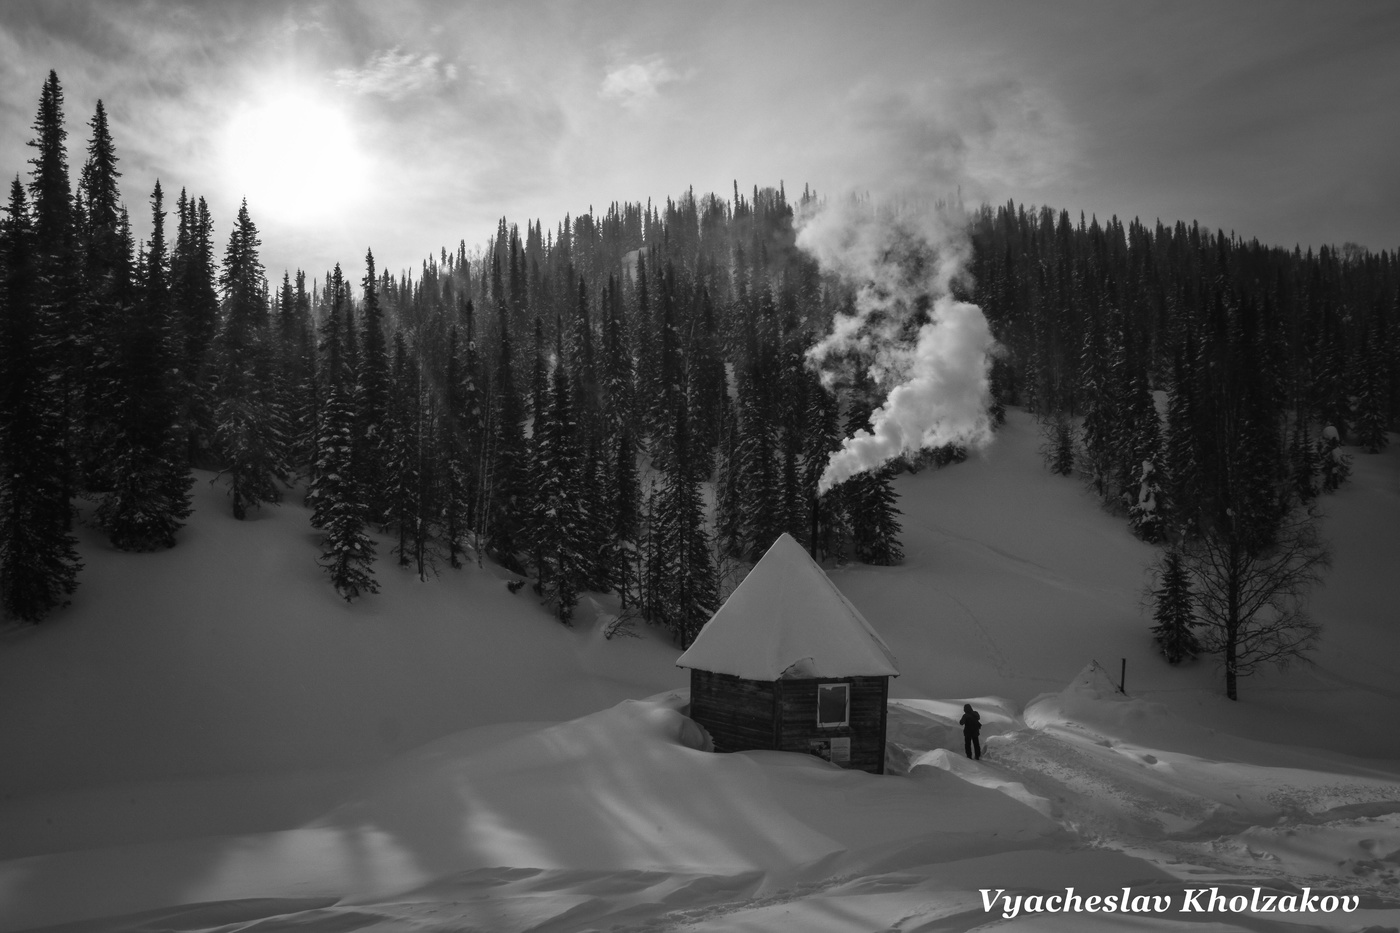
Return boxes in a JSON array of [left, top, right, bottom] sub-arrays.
[[5, 74, 1396, 651], [3, 67, 1400, 933]]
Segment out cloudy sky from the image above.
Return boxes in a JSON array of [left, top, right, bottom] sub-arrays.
[[1, 0, 1396, 282]]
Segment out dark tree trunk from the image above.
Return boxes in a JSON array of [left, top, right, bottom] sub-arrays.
[[1225, 556, 1240, 700], [1225, 626, 1238, 700]]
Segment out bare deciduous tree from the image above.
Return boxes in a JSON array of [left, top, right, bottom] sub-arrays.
[[1177, 506, 1330, 700]]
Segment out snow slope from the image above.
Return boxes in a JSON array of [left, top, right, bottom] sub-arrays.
[[1, 409, 1398, 932]]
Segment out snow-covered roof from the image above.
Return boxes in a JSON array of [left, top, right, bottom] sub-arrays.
[[676, 533, 900, 680]]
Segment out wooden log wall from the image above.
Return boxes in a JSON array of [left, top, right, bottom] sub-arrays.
[[688, 669, 890, 774], [689, 669, 778, 752], [776, 675, 888, 774]]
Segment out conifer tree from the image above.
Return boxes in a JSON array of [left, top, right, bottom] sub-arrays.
[[1162, 337, 1203, 533], [779, 418, 805, 544], [802, 373, 846, 560], [212, 201, 283, 518], [484, 297, 527, 571], [438, 324, 474, 567], [356, 249, 391, 521], [1309, 306, 1349, 442], [29, 73, 74, 268], [172, 194, 219, 464], [1187, 293, 1280, 555], [1127, 458, 1164, 543], [529, 315, 548, 432], [1149, 548, 1200, 663], [0, 177, 82, 622], [529, 331, 588, 623], [632, 252, 658, 426], [408, 387, 440, 580], [96, 181, 192, 549], [988, 355, 1011, 427], [316, 407, 380, 601], [458, 299, 489, 534], [78, 101, 121, 274], [839, 390, 904, 565], [1118, 366, 1160, 511], [1287, 415, 1318, 505], [599, 273, 634, 432], [570, 275, 599, 437], [308, 265, 351, 529], [341, 273, 360, 390], [385, 332, 423, 567], [294, 297, 320, 496], [77, 99, 125, 485], [609, 426, 642, 606], [640, 479, 662, 623], [734, 358, 782, 560], [647, 403, 717, 646], [581, 435, 614, 593], [714, 398, 746, 560], [845, 465, 904, 566], [648, 263, 685, 459], [1352, 316, 1390, 454], [686, 286, 727, 461], [1078, 316, 1121, 499], [310, 266, 378, 600], [26, 71, 81, 517], [272, 270, 313, 476], [1318, 424, 1351, 492], [1039, 412, 1076, 477], [383, 331, 438, 578]]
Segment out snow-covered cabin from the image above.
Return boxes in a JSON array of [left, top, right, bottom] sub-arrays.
[[677, 533, 899, 774]]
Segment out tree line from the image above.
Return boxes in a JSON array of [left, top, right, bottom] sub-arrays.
[[4, 75, 1394, 691], [970, 203, 1397, 698], [0, 73, 903, 643]]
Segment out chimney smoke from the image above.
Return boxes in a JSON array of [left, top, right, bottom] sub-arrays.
[[797, 196, 996, 494]]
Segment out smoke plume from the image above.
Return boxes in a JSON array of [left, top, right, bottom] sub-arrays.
[[798, 196, 996, 494]]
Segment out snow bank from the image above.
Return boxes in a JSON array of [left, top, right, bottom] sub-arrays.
[[0, 696, 1059, 931], [0, 472, 688, 800], [1014, 664, 1400, 844]]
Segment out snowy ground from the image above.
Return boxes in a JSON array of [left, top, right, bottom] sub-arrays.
[[2, 409, 1398, 932]]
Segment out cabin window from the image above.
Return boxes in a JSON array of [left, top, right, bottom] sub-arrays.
[[817, 683, 849, 727]]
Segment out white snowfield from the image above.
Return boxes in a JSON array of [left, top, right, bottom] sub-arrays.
[[1, 410, 1398, 932]]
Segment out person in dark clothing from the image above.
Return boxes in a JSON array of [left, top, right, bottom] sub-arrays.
[[959, 703, 982, 760]]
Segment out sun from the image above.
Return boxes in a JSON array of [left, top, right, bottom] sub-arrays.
[[223, 87, 370, 226]]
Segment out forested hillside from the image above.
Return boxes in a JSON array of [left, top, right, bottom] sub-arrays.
[[3, 73, 1397, 684]]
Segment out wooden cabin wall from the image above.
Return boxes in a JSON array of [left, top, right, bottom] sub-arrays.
[[776, 675, 889, 774], [689, 669, 778, 752], [689, 669, 890, 774]]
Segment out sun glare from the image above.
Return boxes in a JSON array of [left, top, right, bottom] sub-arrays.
[[223, 88, 370, 226]]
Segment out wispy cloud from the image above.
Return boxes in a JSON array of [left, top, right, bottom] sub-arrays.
[[600, 56, 684, 109], [334, 47, 458, 101]]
